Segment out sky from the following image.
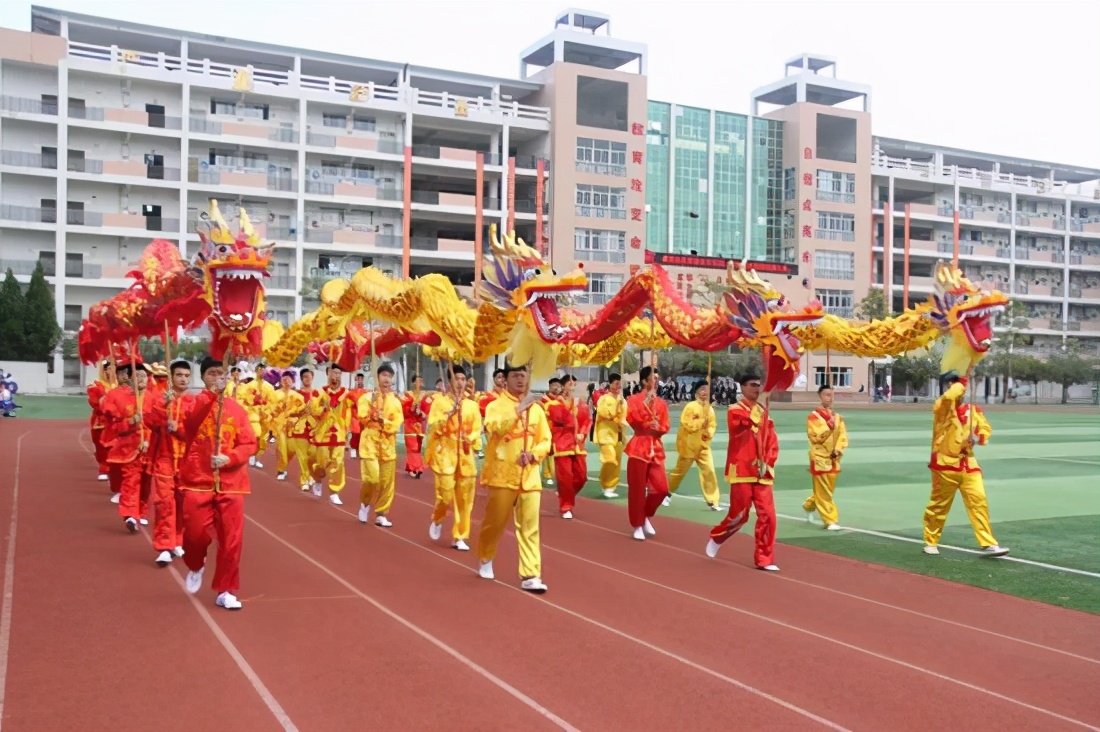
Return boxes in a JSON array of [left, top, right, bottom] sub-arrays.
[[3, 0, 1098, 169]]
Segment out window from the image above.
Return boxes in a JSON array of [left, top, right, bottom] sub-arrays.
[[574, 229, 626, 263], [814, 250, 855, 280], [783, 167, 796, 201], [816, 212, 856, 241], [814, 366, 852, 388], [576, 76, 628, 132], [575, 184, 627, 219], [63, 304, 82, 331], [320, 160, 374, 180], [209, 148, 267, 170], [351, 116, 376, 132], [65, 252, 84, 278], [816, 114, 857, 163], [578, 273, 623, 305], [816, 170, 856, 203], [815, 288, 854, 318], [211, 99, 269, 120], [322, 112, 345, 128], [575, 137, 627, 176]]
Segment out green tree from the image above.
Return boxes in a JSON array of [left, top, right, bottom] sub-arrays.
[[891, 352, 938, 396], [0, 269, 26, 360], [21, 262, 61, 362], [1046, 340, 1099, 404], [854, 287, 889, 321], [994, 300, 1032, 402]]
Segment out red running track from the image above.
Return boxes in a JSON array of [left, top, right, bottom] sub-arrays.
[[0, 421, 1097, 731]]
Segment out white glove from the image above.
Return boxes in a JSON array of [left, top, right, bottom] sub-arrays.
[[211, 454, 230, 469]]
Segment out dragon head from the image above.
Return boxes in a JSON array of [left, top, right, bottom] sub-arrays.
[[191, 199, 275, 356], [926, 260, 1008, 376], [478, 224, 587, 343], [722, 260, 825, 392]]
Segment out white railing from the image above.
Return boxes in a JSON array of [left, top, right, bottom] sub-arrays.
[[66, 41, 552, 124], [871, 150, 1090, 198]]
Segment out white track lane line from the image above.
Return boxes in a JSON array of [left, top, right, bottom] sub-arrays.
[[0, 430, 31, 732]]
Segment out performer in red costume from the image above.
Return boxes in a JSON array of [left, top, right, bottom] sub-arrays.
[[101, 361, 153, 532], [547, 375, 591, 519], [624, 365, 670, 541], [87, 359, 116, 486], [347, 372, 366, 459], [400, 373, 426, 478], [705, 372, 780, 571], [176, 356, 258, 611], [145, 360, 194, 567]]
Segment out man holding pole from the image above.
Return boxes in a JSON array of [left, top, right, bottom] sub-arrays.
[[425, 365, 482, 549], [101, 360, 153, 533], [357, 363, 404, 527], [802, 383, 848, 530], [667, 380, 720, 510], [624, 365, 671, 541], [594, 373, 628, 499]]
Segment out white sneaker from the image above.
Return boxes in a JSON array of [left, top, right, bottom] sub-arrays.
[[643, 518, 656, 536], [358, 504, 372, 524], [375, 515, 393, 528], [311, 483, 322, 497], [349, 449, 358, 459], [452, 539, 470, 552], [478, 560, 494, 580], [980, 545, 1010, 558], [300, 482, 311, 492], [707, 502, 722, 511], [276, 472, 287, 481], [428, 521, 442, 541], [215, 592, 242, 610], [173, 546, 185, 558], [545, 479, 554, 486], [826, 523, 842, 531], [329, 493, 343, 506], [249, 456, 256, 467], [923, 545, 940, 555], [110, 493, 121, 504], [661, 495, 671, 507], [185, 567, 204, 594], [124, 517, 138, 533], [561, 511, 573, 520], [602, 489, 618, 499], [254, 461, 263, 469], [633, 526, 646, 541], [97, 473, 109, 481], [705, 539, 720, 558], [805, 508, 817, 523], [155, 550, 172, 567], [520, 577, 548, 593], [757, 564, 780, 572], [139, 518, 149, 526]]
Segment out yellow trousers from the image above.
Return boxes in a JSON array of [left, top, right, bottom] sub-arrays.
[[360, 458, 397, 514], [477, 488, 542, 579], [923, 470, 998, 548], [274, 429, 290, 472], [802, 473, 839, 526], [542, 459, 554, 481], [599, 442, 624, 490], [431, 473, 476, 540], [288, 437, 314, 488], [668, 448, 720, 506], [249, 418, 265, 458], [310, 445, 346, 493]]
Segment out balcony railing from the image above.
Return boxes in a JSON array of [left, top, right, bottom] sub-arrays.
[[815, 190, 856, 204], [0, 150, 57, 169], [189, 116, 299, 143], [574, 249, 626, 264], [269, 275, 297, 289], [1, 95, 58, 115], [575, 206, 627, 220], [815, 229, 856, 242], [871, 150, 1094, 199], [69, 105, 183, 131], [187, 163, 297, 193], [65, 41, 552, 124], [306, 131, 402, 154], [574, 161, 626, 177]]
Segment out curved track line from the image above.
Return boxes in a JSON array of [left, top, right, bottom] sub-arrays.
[[0, 430, 31, 732]]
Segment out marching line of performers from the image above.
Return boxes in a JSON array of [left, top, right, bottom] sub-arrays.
[[85, 356, 1010, 611]]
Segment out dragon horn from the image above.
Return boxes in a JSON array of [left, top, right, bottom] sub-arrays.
[[209, 199, 230, 232], [488, 223, 505, 257], [239, 207, 255, 239]]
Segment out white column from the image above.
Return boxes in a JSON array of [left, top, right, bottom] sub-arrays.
[[884, 175, 894, 308], [499, 123, 511, 229], [55, 60, 68, 337], [667, 105, 677, 251], [1008, 190, 1016, 313], [294, 69, 307, 320], [178, 39, 190, 258], [743, 116, 754, 260], [705, 108, 716, 256]]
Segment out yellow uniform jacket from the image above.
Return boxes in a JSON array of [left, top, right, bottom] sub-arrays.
[[481, 391, 552, 492], [675, 400, 717, 460], [929, 382, 991, 473], [807, 408, 849, 475], [595, 392, 627, 447], [425, 394, 483, 477], [357, 390, 404, 462]]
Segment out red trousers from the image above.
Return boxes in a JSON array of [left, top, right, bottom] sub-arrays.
[[91, 428, 110, 477], [554, 454, 588, 513], [626, 457, 669, 528], [710, 482, 776, 567], [181, 491, 245, 595], [111, 461, 150, 521], [404, 435, 423, 473], [350, 430, 362, 451], [152, 474, 185, 552]]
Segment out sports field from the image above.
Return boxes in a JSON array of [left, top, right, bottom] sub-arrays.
[[7, 395, 1100, 611], [591, 402, 1100, 613]]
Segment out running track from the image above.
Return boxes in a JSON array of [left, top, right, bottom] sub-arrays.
[[2, 421, 1099, 731]]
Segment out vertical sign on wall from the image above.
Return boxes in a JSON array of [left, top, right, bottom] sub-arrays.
[[507, 157, 516, 235], [535, 158, 545, 259]]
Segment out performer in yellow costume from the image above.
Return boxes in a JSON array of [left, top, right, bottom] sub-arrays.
[[357, 363, 404, 527], [801, 383, 848, 530], [476, 363, 552, 593], [289, 368, 319, 491], [667, 380, 720, 510], [269, 371, 302, 480], [308, 364, 356, 505], [594, 373, 627, 499], [923, 373, 1009, 557], [236, 366, 274, 469], [425, 365, 482, 550]]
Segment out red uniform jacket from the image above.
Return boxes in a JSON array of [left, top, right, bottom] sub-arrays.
[[401, 391, 425, 436], [547, 397, 592, 456], [477, 389, 499, 419], [347, 387, 366, 435], [725, 399, 779, 485], [88, 380, 110, 431], [146, 391, 195, 479], [624, 391, 670, 463], [101, 386, 154, 464], [176, 391, 257, 494]]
